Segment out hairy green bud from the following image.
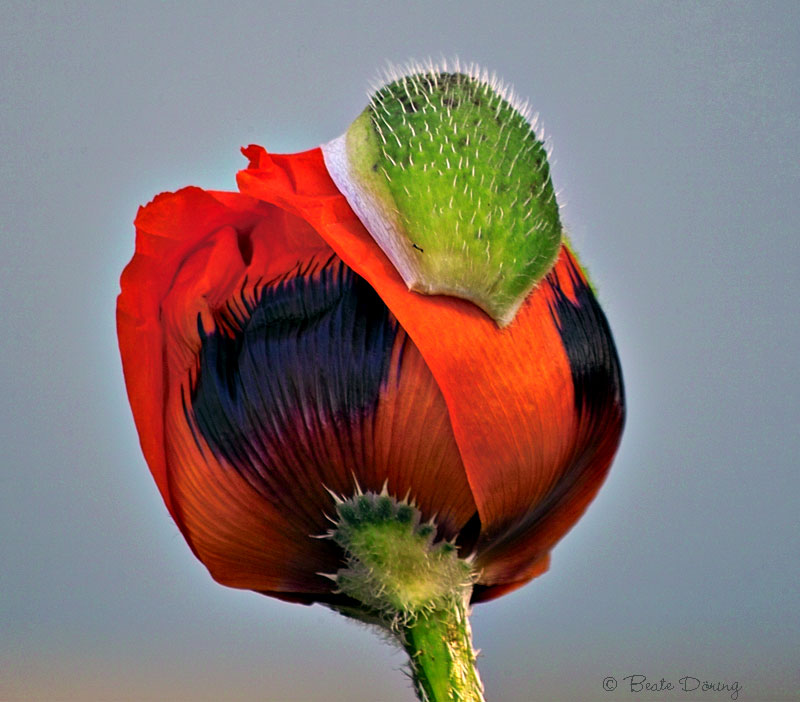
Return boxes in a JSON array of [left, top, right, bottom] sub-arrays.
[[323, 60, 563, 327]]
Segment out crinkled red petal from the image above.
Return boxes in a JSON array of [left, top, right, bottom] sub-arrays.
[[118, 188, 340, 592], [118, 184, 476, 595]]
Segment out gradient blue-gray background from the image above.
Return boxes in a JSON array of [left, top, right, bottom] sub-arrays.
[[2, 2, 798, 700]]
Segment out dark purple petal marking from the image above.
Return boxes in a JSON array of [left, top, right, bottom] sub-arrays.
[[548, 257, 625, 423], [187, 257, 399, 522], [523, 256, 626, 513]]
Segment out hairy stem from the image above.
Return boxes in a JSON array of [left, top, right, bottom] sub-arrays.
[[401, 595, 485, 702]]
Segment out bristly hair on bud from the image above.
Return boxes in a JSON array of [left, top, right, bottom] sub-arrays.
[[368, 58, 542, 133], [322, 57, 563, 327], [330, 492, 474, 626]]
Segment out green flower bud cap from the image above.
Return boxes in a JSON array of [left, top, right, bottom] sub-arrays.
[[322, 60, 563, 327]]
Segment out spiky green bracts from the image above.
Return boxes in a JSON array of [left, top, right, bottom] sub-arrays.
[[323, 60, 562, 327], [329, 491, 473, 621]]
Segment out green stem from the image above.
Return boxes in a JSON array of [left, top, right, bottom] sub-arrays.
[[400, 595, 485, 702]]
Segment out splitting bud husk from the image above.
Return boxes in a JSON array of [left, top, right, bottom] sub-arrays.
[[323, 62, 563, 327]]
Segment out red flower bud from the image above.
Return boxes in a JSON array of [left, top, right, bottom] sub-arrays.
[[117, 145, 624, 606]]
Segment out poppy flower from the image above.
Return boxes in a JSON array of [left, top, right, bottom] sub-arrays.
[[118, 144, 623, 603], [117, 63, 624, 699]]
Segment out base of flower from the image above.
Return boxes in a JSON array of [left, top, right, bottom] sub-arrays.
[[326, 490, 485, 701]]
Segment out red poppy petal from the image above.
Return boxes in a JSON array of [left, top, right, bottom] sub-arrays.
[[471, 554, 551, 603], [368, 326, 477, 538], [120, 186, 478, 595], [469, 252, 625, 590], [118, 188, 344, 592], [183, 255, 477, 545], [159, 230, 346, 592], [165, 379, 341, 593], [118, 187, 285, 518], [237, 147, 578, 535]]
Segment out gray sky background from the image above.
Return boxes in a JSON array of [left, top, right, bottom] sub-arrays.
[[2, 2, 798, 701]]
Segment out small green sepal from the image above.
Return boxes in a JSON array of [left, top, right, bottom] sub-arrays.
[[331, 492, 473, 618]]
